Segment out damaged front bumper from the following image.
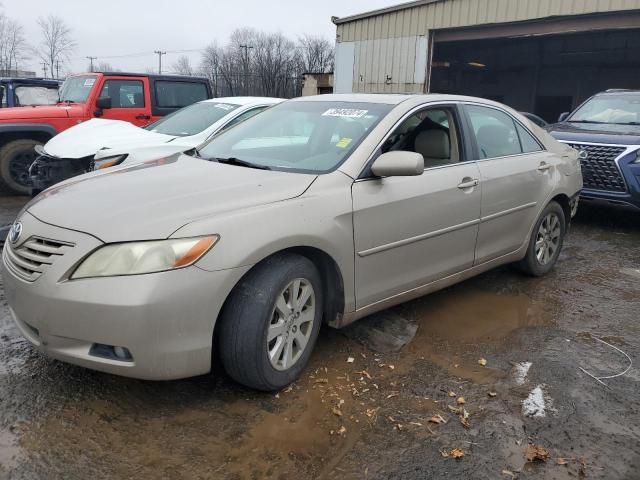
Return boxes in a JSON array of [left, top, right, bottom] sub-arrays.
[[29, 152, 95, 195]]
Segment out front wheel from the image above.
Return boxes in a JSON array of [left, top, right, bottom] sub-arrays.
[[517, 201, 566, 276], [0, 139, 41, 195], [218, 253, 323, 391]]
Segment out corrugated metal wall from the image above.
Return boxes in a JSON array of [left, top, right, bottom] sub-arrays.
[[335, 0, 640, 92]]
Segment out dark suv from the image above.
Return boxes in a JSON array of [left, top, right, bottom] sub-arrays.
[[548, 89, 640, 211], [0, 78, 60, 109]]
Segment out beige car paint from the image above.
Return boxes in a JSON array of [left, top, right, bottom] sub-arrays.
[[2, 94, 582, 380]]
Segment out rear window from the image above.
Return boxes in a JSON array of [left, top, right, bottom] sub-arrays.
[[154, 81, 208, 108]]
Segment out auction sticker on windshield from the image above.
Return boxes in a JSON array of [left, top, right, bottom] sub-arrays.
[[84, 78, 96, 87], [322, 108, 368, 118]]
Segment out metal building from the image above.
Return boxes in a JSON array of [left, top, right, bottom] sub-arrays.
[[333, 0, 640, 122]]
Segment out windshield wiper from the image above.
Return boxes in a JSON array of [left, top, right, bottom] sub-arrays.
[[214, 157, 271, 170], [569, 120, 607, 124], [617, 121, 640, 126]]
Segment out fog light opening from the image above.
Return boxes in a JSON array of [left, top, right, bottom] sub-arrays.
[[89, 343, 133, 362]]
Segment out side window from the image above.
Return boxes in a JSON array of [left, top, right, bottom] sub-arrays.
[[516, 123, 543, 153], [381, 107, 461, 168], [0, 86, 6, 107], [466, 105, 522, 159], [101, 80, 144, 108], [154, 81, 208, 108], [221, 106, 268, 131]]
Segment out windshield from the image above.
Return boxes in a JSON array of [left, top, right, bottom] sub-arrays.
[[197, 101, 393, 173], [15, 86, 59, 106], [58, 75, 97, 103], [570, 94, 640, 125], [146, 102, 240, 137]]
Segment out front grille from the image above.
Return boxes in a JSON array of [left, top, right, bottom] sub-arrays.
[[3, 237, 73, 282], [566, 143, 627, 192]]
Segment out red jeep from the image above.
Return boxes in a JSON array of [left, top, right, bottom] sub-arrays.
[[0, 72, 212, 194]]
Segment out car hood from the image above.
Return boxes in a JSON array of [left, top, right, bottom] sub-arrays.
[[44, 118, 176, 159], [26, 153, 317, 242], [548, 122, 640, 145], [0, 104, 74, 121]]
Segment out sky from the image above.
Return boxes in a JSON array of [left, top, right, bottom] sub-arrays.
[[2, 0, 400, 76]]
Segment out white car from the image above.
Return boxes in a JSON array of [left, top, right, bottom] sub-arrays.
[[31, 97, 283, 191]]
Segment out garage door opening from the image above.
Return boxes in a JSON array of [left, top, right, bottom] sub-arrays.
[[430, 26, 640, 124]]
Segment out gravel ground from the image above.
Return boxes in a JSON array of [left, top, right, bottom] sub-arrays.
[[0, 196, 638, 479]]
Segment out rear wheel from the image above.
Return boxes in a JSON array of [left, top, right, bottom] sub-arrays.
[[218, 253, 323, 391], [0, 139, 41, 195], [517, 201, 566, 276]]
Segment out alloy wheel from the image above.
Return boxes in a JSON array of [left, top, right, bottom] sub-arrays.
[[9, 150, 36, 187], [535, 213, 561, 265], [267, 278, 315, 371]]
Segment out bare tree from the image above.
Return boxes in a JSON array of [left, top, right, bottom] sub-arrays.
[[37, 14, 75, 78], [94, 61, 115, 72], [199, 42, 222, 96], [0, 10, 29, 75], [298, 35, 334, 73], [172, 55, 194, 76]]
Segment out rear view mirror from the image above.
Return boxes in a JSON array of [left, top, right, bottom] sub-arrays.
[[558, 112, 570, 123], [96, 96, 112, 109], [371, 151, 424, 177]]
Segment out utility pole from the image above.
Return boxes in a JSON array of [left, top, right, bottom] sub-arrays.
[[86, 56, 97, 72], [41, 62, 48, 78], [239, 44, 253, 95], [154, 50, 167, 74]]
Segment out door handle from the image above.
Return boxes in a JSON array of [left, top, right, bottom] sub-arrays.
[[538, 162, 552, 172], [135, 114, 151, 120], [457, 178, 479, 189]]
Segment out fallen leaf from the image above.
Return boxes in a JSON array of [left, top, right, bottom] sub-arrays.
[[525, 444, 550, 462], [338, 425, 347, 435], [501, 470, 516, 478], [357, 370, 372, 380], [457, 397, 466, 405], [347, 357, 355, 363], [332, 407, 343, 417], [448, 391, 457, 397], [488, 392, 497, 397], [386, 393, 399, 399], [451, 448, 464, 459], [440, 450, 450, 458], [447, 405, 462, 414], [388, 365, 395, 370], [478, 358, 487, 366], [459, 415, 470, 428], [409, 421, 423, 426], [315, 378, 329, 384], [395, 423, 403, 431], [556, 457, 568, 465], [428, 414, 447, 424]]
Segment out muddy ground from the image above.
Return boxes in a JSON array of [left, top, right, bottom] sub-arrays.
[[0, 197, 638, 479]]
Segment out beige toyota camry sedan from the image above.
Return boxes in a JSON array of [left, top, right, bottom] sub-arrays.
[[2, 94, 582, 390]]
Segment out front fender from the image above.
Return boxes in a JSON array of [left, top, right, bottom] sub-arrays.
[[171, 173, 356, 312], [0, 123, 58, 139]]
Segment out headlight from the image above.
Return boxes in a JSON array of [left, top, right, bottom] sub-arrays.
[[71, 236, 219, 279], [92, 154, 127, 171]]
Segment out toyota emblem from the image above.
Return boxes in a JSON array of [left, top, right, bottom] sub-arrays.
[[9, 221, 22, 244]]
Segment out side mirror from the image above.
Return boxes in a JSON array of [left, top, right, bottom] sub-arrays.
[[371, 151, 424, 177], [96, 96, 112, 110], [558, 112, 570, 123]]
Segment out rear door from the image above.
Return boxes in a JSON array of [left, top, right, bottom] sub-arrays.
[[98, 76, 151, 126], [463, 104, 555, 264], [352, 104, 482, 308], [150, 79, 210, 122]]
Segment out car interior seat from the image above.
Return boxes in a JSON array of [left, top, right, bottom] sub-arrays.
[[413, 129, 451, 168]]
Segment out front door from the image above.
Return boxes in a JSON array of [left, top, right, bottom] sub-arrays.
[[352, 105, 482, 309], [463, 104, 555, 264], [97, 77, 151, 126]]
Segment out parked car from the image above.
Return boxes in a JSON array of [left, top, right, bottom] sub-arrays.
[[0, 78, 61, 109], [548, 89, 640, 211], [0, 72, 212, 194], [2, 94, 582, 391], [520, 111, 548, 128], [29, 97, 284, 193]]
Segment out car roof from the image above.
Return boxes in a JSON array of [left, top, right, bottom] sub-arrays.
[[289, 93, 415, 105], [201, 97, 284, 106], [596, 89, 640, 96]]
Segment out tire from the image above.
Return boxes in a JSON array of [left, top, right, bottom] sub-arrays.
[[517, 201, 566, 277], [0, 139, 41, 195], [218, 253, 323, 391]]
